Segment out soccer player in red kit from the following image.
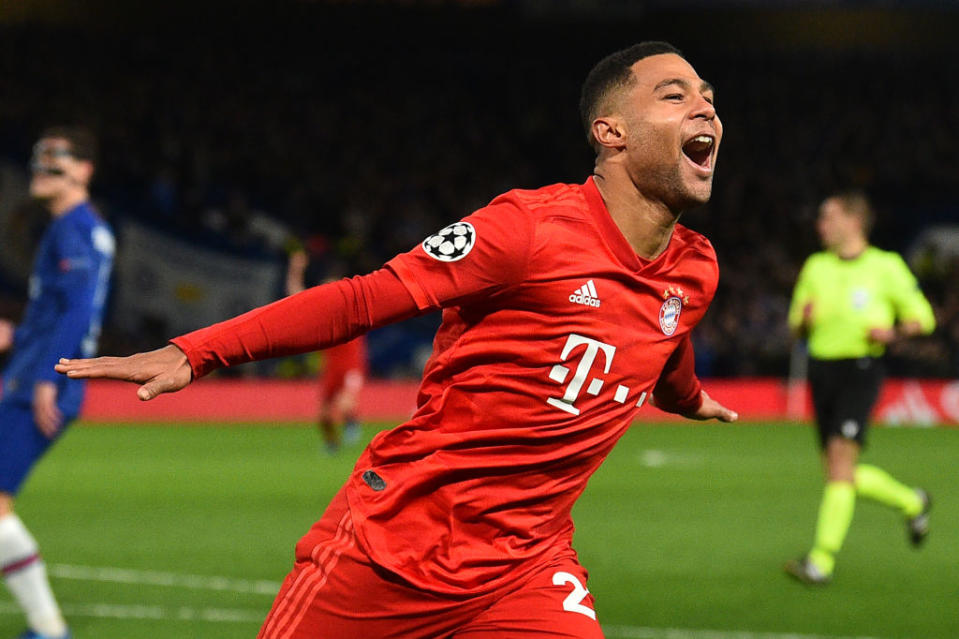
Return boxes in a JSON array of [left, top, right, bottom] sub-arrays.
[[287, 248, 368, 452], [57, 42, 737, 638]]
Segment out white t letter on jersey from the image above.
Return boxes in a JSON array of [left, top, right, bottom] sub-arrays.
[[547, 333, 616, 415]]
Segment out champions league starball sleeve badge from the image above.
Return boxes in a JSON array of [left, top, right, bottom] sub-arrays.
[[422, 222, 476, 263]]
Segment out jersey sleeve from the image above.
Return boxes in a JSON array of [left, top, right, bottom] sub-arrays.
[[787, 257, 814, 335], [651, 334, 703, 415], [385, 200, 533, 311], [885, 253, 936, 334], [172, 267, 419, 378], [40, 222, 111, 382]]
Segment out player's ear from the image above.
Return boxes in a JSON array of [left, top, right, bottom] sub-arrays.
[[75, 160, 94, 187], [591, 114, 627, 152]]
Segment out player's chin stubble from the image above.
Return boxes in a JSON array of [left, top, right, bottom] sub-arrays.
[[645, 164, 711, 213]]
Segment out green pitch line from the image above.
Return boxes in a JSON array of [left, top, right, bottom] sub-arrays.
[[0, 601, 264, 624], [48, 564, 281, 595]]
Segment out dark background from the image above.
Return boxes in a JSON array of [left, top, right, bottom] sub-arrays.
[[1, 0, 957, 378]]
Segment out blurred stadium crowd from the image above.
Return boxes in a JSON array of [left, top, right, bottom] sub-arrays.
[[1, 4, 957, 379]]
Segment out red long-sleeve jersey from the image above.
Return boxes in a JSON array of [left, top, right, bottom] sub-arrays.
[[173, 177, 717, 595]]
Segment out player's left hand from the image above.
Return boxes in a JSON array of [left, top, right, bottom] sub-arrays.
[[33, 381, 63, 438], [684, 390, 738, 423]]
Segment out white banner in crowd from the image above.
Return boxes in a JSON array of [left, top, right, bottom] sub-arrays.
[[112, 222, 283, 336]]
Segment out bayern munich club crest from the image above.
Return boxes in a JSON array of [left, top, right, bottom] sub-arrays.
[[659, 287, 687, 336], [422, 222, 476, 262]]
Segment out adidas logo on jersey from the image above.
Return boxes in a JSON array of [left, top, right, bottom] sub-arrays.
[[569, 280, 601, 307]]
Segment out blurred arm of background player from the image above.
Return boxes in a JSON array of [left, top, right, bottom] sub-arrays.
[[286, 248, 309, 296]]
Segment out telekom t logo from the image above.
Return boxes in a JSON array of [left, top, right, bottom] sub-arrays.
[[547, 333, 616, 415], [546, 333, 647, 415]]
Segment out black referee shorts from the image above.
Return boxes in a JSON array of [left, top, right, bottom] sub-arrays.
[[807, 357, 884, 449]]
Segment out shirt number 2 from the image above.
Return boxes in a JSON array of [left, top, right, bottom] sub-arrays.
[[552, 571, 596, 620]]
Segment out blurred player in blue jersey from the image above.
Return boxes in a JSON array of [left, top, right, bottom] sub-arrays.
[[0, 127, 114, 639]]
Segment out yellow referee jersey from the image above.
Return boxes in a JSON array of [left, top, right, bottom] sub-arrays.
[[788, 246, 936, 359]]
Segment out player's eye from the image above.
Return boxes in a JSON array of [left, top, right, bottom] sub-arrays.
[[664, 93, 684, 101]]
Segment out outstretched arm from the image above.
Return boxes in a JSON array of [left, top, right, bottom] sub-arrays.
[[58, 201, 535, 401], [56, 267, 419, 400]]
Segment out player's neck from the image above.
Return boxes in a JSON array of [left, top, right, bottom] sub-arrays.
[[592, 172, 677, 261], [834, 236, 868, 260], [47, 190, 88, 218]]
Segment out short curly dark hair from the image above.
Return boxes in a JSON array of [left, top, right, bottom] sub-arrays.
[[579, 41, 684, 152]]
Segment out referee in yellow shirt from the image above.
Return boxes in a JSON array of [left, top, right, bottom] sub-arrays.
[[785, 190, 936, 585]]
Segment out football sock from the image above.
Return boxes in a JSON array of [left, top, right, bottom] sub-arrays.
[[808, 480, 855, 576], [0, 513, 68, 636], [855, 463, 923, 517], [344, 417, 361, 444]]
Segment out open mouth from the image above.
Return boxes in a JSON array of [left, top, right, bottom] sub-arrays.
[[682, 134, 715, 170]]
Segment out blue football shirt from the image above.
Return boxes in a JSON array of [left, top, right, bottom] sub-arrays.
[[2, 201, 114, 416]]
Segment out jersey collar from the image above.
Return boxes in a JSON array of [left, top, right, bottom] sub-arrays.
[[582, 176, 651, 273]]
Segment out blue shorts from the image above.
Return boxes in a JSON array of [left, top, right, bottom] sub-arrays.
[[0, 400, 73, 495]]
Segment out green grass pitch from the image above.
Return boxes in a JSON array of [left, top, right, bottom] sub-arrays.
[[1, 421, 956, 638]]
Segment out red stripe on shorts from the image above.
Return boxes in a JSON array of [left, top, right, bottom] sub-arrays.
[[260, 510, 355, 639]]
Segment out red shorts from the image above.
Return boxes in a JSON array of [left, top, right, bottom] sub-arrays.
[[319, 367, 363, 403], [320, 340, 366, 402], [258, 489, 604, 639]]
